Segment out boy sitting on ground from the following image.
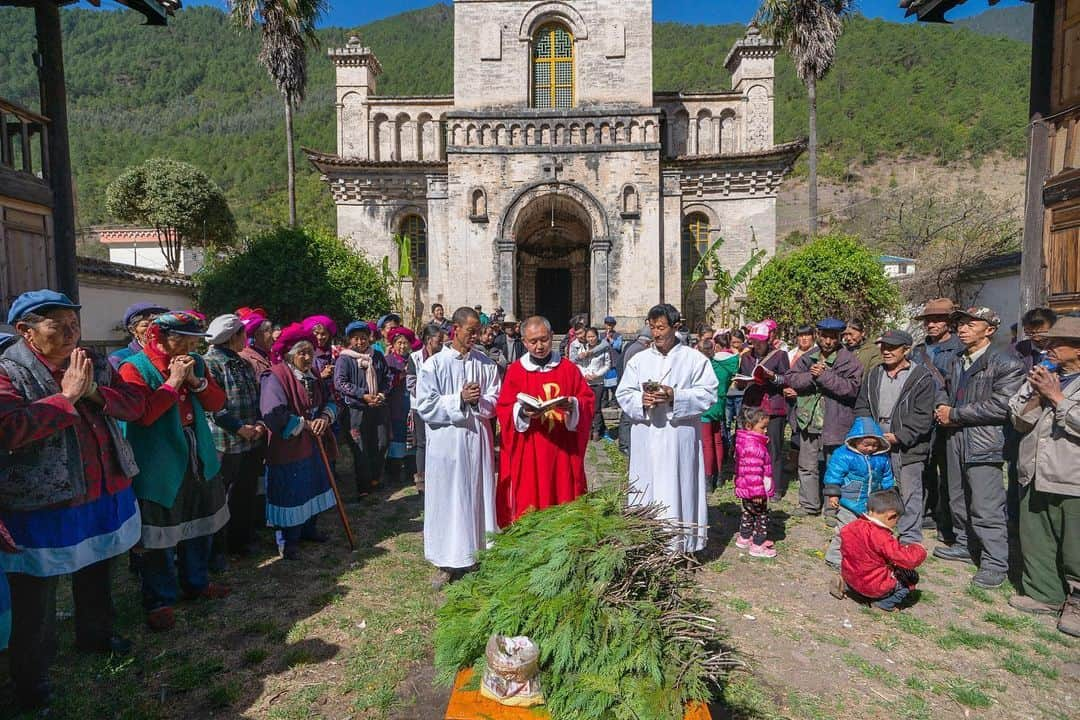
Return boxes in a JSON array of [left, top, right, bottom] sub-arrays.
[[836, 490, 927, 611], [823, 417, 895, 568]]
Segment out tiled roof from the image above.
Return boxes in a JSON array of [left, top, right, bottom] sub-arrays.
[[668, 138, 808, 166], [303, 148, 447, 171], [76, 256, 195, 289], [899, 0, 1015, 23]]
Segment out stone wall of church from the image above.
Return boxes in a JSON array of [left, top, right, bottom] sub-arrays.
[[453, 0, 653, 109], [425, 147, 662, 326]]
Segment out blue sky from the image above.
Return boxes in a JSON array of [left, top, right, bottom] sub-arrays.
[[85, 0, 1028, 28]]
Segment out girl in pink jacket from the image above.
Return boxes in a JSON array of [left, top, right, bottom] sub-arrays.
[[734, 406, 776, 557]]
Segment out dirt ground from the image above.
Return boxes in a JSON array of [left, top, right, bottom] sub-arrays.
[[0, 439, 1076, 720]]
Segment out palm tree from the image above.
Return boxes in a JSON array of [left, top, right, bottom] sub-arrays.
[[230, 0, 327, 228], [755, 0, 856, 237]]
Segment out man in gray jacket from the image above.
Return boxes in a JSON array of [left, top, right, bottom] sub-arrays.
[[1007, 316, 1080, 637], [932, 307, 1025, 589], [854, 329, 937, 545]]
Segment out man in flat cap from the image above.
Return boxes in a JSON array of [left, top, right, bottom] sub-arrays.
[[203, 314, 267, 561], [783, 317, 863, 524], [855, 329, 937, 545], [0, 290, 146, 710], [933, 307, 1024, 589]]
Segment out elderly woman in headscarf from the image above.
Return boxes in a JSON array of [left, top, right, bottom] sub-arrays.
[[239, 312, 274, 382], [373, 313, 401, 354], [118, 311, 231, 632], [384, 326, 421, 484], [335, 321, 392, 497], [261, 324, 338, 560], [301, 315, 339, 385]]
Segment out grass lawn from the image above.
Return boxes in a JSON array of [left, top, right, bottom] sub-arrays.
[[1, 441, 1076, 719]]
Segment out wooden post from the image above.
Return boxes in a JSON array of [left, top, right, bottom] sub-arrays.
[[1019, 0, 1057, 318], [35, 0, 78, 300]]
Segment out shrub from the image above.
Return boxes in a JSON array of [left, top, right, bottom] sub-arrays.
[[744, 233, 901, 335], [196, 226, 391, 325]]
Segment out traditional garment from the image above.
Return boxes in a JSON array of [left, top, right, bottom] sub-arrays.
[[416, 345, 501, 569], [240, 344, 272, 383], [261, 362, 338, 534], [119, 340, 229, 551], [495, 354, 594, 527], [385, 349, 411, 460], [0, 340, 145, 574], [616, 343, 718, 552]]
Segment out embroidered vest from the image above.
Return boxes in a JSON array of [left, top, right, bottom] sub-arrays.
[[0, 339, 139, 511]]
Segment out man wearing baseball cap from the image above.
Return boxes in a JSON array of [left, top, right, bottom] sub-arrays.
[[854, 329, 937, 546], [0, 290, 146, 710], [932, 306, 1025, 588]]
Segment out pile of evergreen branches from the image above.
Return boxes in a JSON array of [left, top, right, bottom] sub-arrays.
[[435, 484, 731, 720]]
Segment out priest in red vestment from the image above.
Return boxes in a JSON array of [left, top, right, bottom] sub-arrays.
[[495, 316, 595, 527]]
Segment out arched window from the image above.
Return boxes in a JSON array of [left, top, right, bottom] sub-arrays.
[[681, 213, 711, 325], [399, 215, 428, 279], [532, 23, 575, 109]]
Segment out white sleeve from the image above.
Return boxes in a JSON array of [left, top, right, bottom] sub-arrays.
[[564, 396, 581, 431], [616, 355, 646, 422], [415, 359, 467, 427], [671, 353, 720, 420], [475, 363, 501, 420]]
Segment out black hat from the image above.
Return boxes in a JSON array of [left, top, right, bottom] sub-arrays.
[[875, 329, 914, 347]]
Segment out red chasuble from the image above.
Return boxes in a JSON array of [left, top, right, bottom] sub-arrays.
[[495, 357, 595, 527]]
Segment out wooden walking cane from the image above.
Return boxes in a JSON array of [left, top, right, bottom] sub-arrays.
[[313, 431, 356, 550]]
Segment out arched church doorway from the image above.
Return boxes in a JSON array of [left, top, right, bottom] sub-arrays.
[[513, 193, 592, 332]]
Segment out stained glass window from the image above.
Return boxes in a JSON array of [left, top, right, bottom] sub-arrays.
[[532, 24, 574, 109], [401, 215, 428, 279]]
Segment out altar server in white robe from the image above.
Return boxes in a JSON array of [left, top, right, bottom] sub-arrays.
[[616, 303, 719, 552], [416, 306, 501, 588]]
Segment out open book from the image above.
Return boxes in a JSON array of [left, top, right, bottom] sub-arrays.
[[517, 392, 567, 412], [733, 363, 773, 384]]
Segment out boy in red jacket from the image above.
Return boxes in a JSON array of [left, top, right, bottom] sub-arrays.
[[837, 490, 927, 611]]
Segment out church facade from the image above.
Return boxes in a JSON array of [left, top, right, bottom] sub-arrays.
[[308, 0, 804, 330]]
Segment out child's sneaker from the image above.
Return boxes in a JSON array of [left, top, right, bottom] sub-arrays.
[[735, 534, 752, 549], [749, 542, 777, 558]]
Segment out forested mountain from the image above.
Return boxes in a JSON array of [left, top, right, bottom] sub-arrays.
[[956, 4, 1034, 43], [0, 3, 1031, 235]]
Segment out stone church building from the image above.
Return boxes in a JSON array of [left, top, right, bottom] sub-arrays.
[[307, 0, 804, 329]]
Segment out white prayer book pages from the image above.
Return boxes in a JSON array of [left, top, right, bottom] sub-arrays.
[[516, 392, 567, 412]]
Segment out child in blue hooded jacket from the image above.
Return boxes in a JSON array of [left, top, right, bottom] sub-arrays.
[[823, 417, 895, 568]]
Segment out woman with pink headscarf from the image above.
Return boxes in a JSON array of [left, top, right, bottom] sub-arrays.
[[734, 321, 791, 495], [384, 327, 421, 483]]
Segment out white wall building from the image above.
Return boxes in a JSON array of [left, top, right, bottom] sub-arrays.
[[308, 1, 804, 329], [91, 226, 205, 276]]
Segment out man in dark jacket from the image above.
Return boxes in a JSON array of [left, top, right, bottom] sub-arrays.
[[495, 314, 525, 365], [932, 307, 1025, 589], [783, 317, 863, 523], [855, 329, 936, 545], [910, 298, 965, 540]]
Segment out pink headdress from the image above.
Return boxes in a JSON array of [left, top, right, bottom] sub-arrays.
[[301, 314, 338, 338], [747, 322, 772, 342], [271, 323, 316, 364], [387, 326, 422, 352], [241, 313, 269, 338]]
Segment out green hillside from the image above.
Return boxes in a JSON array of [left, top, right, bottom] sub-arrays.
[[0, 3, 1030, 235]]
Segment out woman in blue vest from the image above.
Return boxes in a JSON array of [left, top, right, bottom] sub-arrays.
[[118, 312, 232, 631]]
